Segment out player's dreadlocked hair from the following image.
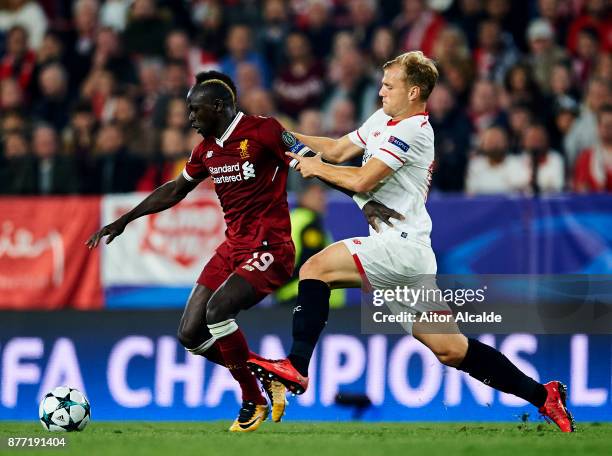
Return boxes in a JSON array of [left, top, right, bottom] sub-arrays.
[[383, 51, 439, 101], [194, 71, 238, 108]]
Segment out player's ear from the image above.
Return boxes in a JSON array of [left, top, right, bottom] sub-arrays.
[[213, 98, 224, 112], [408, 85, 421, 101]]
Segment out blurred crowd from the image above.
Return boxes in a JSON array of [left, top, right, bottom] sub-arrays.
[[0, 0, 610, 196]]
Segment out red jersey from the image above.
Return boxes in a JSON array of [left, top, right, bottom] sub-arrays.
[[183, 112, 292, 250]]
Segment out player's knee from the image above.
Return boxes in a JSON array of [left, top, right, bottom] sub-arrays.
[[176, 319, 201, 349], [299, 256, 327, 282]]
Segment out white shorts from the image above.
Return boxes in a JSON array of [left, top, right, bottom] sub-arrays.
[[343, 230, 449, 333]]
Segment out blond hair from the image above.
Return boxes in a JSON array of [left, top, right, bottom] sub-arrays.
[[383, 51, 439, 101]]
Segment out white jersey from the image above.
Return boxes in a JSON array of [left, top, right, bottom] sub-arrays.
[[348, 108, 434, 245]]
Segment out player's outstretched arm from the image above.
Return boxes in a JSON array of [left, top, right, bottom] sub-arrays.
[[86, 174, 199, 249], [294, 133, 363, 164]]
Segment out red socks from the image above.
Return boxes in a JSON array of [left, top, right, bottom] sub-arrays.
[[215, 328, 266, 405]]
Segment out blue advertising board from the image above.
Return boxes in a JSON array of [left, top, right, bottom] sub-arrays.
[[1, 310, 610, 422]]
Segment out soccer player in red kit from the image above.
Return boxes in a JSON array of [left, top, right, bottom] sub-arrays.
[[87, 70, 401, 432]]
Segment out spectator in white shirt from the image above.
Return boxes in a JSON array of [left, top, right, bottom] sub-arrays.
[[0, 0, 48, 49], [466, 126, 530, 194]]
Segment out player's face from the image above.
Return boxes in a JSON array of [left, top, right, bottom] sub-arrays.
[[379, 65, 419, 117], [186, 88, 218, 137]]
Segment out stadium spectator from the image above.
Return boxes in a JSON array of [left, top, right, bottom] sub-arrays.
[[35, 31, 64, 67], [137, 128, 189, 192], [165, 29, 219, 85], [31, 63, 72, 131], [91, 27, 137, 89], [151, 60, 189, 128], [484, 0, 526, 50], [236, 62, 263, 96], [0, 109, 26, 134], [299, 0, 336, 58], [81, 68, 116, 120], [566, 0, 612, 54], [428, 82, 471, 192], [67, 0, 99, 87], [450, 0, 486, 50], [432, 25, 471, 72], [572, 26, 600, 86], [465, 126, 529, 194], [273, 32, 325, 119], [220, 24, 270, 88], [87, 123, 144, 194], [503, 63, 548, 119], [0, 25, 35, 94], [17, 124, 81, 195], [473, 18, 519, 84], [536, 0, 571, 45], [507, 103, 534, 154], [0, 130, 30, 194], [326, 98, 357, 139], [564, 77, 612, 164], [344, 0, 379, 50], [122, 0, 169, 57], [520, 123, 565, 194], [256, 0, 291, 74], [297, 109, 324, 139], [136, 59, 162, 118], [111, 93, 155, 158], [551, 97, 580, 154], [99, 0, 130, 32], [0, 0, 48, 50], [593, 51, 612, 81], [369, 26, 396, 81], [324, 47, 378, 124], [241, 87, 294, 129], [468, 79, 505, 143], [573, 104, 612, 192], [550, 62, 580, 105], [441, 55, 475, 106], [164, 97, 190, 132], [192, 0, 227, 60], [62, 99, 97, 160], [392, 0, 445, 57], [526, 18, 569, 94], [0, 77, 23, 110]]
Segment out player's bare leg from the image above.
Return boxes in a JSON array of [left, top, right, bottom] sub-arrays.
[[249, 242, 361, 394], [177, 285, 228, 365], [206, 274, 270, 432], [413, 320, 575, 432], [177, 284, 285, 421]]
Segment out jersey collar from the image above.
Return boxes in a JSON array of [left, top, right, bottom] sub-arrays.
[[215, 111, 244, 147], [387, 111, 428, 126]]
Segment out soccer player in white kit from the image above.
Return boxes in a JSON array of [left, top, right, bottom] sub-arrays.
[[249, 51, 574, 432]]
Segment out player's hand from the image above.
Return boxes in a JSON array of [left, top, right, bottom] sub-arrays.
[[362, 201, 405, 233], [286, 151, 322, 178], [86, 218, 127, 249]]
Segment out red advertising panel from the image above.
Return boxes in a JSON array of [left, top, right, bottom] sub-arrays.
[[0, 197, 103, 309]]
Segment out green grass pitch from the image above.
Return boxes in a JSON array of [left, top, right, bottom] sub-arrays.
[[1, 422, 610, 456]]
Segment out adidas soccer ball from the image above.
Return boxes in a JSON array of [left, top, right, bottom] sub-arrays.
[[39, 386, 91, 432]]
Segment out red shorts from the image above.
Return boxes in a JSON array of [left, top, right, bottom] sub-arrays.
[[197, 241, 295, 300]]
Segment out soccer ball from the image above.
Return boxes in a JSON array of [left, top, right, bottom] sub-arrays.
[[39, 386, 91, 432]]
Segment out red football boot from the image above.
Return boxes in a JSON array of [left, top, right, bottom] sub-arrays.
[[248, 357, 309, 395], [539, 381, 576, 432]]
